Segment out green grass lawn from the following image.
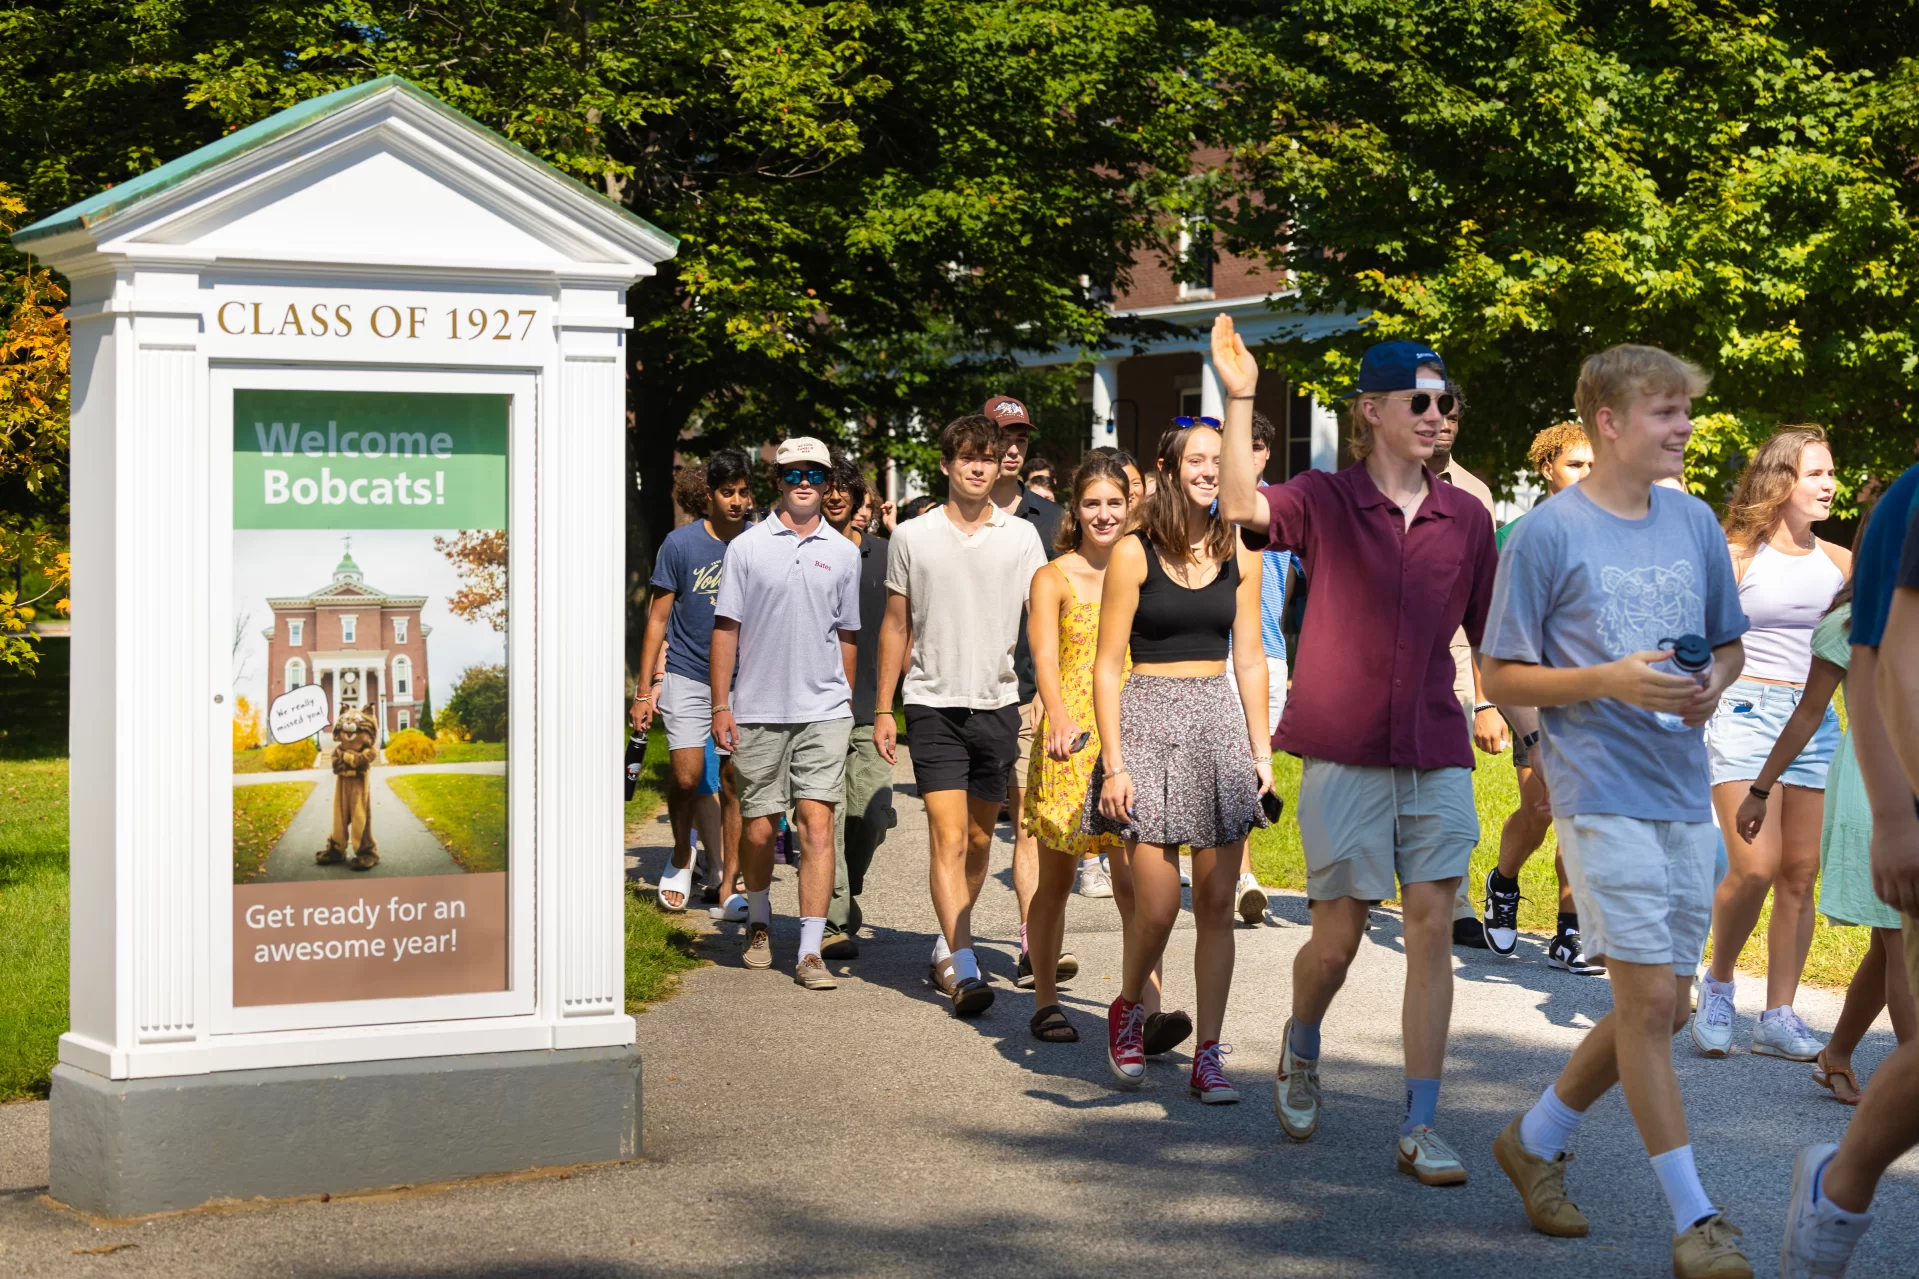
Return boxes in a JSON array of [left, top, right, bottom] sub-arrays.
[[427, 740, 507, 764], [0, 758, 69, 1101], [231, 781, 316, 882], [387, 773, 508, 874]]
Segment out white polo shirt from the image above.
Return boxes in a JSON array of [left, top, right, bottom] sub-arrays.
[[714, 513, 860, 723], [886, 503, 1046, 709]]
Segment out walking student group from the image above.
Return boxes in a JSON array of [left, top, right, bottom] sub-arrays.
[[629, 314, 1919, 1279]]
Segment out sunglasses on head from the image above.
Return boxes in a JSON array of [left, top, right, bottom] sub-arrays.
[[1381, 392, 1457, 417], [1173, 415, 1223, 431], [780, 466, 830, 487]]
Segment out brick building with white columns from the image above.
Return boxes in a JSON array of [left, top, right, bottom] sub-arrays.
[[262, 544, 430, 743]]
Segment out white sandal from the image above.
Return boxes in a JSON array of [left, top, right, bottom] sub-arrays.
[[709, 892, 749, 922], [655, 861, 694, 912]]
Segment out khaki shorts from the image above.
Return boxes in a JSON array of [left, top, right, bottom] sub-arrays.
[[733, 719, 854, 819], [1555, 814, 1717, 973], [1011, 699, 1040, 790], [1295, 758, 1478, 902]]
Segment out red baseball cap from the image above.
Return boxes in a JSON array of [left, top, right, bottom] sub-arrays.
[[982, 396, 1032, 430]]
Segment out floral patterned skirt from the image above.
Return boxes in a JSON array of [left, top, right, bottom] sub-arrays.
[[1081, 673, 1268, 849]]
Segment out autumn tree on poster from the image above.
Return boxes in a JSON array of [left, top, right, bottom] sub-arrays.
[[435, 530, 506, 633]]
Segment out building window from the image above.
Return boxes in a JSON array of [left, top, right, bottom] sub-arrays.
[[284, 658, 306, 692], [340, 614, 357, 644], [393, 654, 413, 699], [288, 618, 304, 647], [1177, 219, 1216, 301], [393, 616, 408, 644], [398, 710, 411, 732], [1178, 385, 1204, 419]]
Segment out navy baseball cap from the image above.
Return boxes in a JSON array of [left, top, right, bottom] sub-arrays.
[[1350, 341, 1447, 396]]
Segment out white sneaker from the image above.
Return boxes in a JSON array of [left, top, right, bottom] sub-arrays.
[[1781, 1143, 1871, 1278], [1691, 977, 1736, 1057], [1396, 1125, 1468, 1186], [1075, 859, 1114, 898], [1273, 1017, 1320, 1141], [1180, 859, 1192, 887], [1753, 1007, 1825, 1062], [709, 892, 749, 922], [1236, 872, 1267, 925]]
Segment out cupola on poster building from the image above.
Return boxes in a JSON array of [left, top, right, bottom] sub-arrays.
[[15, 76, 676, 1216]]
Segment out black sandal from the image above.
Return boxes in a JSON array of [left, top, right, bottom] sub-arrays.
[[1029, 1004, 1079, 1043]]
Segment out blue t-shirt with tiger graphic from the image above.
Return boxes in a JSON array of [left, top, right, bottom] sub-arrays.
[[1480, 483, 1749, 822]]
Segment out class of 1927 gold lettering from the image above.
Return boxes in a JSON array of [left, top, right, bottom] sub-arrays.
[[217, 301, 538, 341]]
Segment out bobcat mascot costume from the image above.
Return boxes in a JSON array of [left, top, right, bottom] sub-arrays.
[[316, 706, 381, 870]]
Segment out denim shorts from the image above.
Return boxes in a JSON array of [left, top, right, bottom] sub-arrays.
[[1705, 677, 1839, 789]]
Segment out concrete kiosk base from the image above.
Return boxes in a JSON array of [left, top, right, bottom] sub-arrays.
[[49, 1045, 641, 1218]]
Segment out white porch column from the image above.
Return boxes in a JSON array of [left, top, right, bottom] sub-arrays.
[[1090, 359, 1119, 450], [1309, 395, 1339, 472], [1200, 353, 1224, 421]]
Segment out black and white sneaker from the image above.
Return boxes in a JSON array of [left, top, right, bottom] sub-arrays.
[[1547, 927, 1604, 975], [1482, 868, 1521, 957]]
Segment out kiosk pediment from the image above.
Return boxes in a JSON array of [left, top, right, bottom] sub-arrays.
[[17, 76, 676, 278]]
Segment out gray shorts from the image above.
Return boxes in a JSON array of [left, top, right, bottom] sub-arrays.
[[657, 671, 728, 754], [1295, 758, 1478, 902], [733, 719, 854, 819], [1555, 814, 1717, 973]]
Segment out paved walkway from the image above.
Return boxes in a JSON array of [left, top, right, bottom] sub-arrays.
[[3, 749, 1914, 1275], [259, 769, 470, 881]]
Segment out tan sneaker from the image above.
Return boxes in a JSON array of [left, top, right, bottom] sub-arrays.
[[1673, 1214, 1752, 1278], [1395, 1125, 1468, 1186], [742, 922, 773, 970], [1491, 1116, 1589, 1237], [793, 954, 837, 990], [1273, 1017, 1320, 1141]]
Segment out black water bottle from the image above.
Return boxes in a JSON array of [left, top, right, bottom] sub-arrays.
[[624, 729, 646, 801]]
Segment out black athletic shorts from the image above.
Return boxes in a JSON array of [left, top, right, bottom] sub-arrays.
[[904, 703, 1021, 801]]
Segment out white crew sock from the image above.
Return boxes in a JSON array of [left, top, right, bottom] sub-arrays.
[[746, 889, 771, 927], [1649, 1144, 1717, 1234], [798, 916, 826, 961], [949, 947, 981, 985], [931, 934, 952, 965], [1519, 1083, 1587, 1159]]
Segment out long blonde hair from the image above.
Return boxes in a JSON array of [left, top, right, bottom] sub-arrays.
[[1723, 425, 1830, 550]]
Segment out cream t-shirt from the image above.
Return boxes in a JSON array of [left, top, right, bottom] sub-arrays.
[[885, 503, 1046, 709]]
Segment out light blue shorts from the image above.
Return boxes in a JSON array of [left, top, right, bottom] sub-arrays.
[[1706, 677, 1838, 789]]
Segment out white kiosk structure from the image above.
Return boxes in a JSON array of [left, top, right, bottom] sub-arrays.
[[15, 77, 675, 1217]]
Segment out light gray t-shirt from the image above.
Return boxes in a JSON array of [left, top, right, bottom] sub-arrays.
[[714, 514, 860, 723], [886, 504, 1046, 709], [1481, 484, 1748, 822]]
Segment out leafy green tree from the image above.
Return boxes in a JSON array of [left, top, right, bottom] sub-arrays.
[[417, 687, 436, 740], [0, 1, 1208, 674], [444, 664, 508, 743], [1203, 0, 1919, 504], [0, 186, 69, 670]]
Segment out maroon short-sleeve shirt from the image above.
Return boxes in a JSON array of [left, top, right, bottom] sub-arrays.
[[1259, 465, 1499, 770]]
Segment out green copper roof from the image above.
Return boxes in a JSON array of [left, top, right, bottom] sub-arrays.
[[14, 75, 675, 250]]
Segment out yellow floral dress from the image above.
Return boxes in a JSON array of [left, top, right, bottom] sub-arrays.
[[1023, 564, 1128, 855]]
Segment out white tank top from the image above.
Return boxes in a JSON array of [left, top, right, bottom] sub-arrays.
[[1737, 541, 1846, 682]]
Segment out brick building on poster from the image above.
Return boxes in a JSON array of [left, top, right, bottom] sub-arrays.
[[261, 545, 430, 743]]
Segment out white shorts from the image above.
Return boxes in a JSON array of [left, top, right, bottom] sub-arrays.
[[1225, 653, 1289, 742], [657, 671, 728, 755], [1555, 814, 1717, 973]]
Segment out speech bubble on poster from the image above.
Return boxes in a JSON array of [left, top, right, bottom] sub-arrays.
[[269, 684, 331, 743]]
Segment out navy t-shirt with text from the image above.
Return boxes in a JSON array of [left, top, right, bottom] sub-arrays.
[[651, 521, 729, 683]]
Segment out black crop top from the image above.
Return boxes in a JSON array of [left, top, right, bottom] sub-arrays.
[[1129, 530, 1238, 663]]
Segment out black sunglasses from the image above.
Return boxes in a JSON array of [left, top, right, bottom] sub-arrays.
[[780, 466, 830, 487], [1173, 415, 1223, 431], [1380, 392, 1457, 417]]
